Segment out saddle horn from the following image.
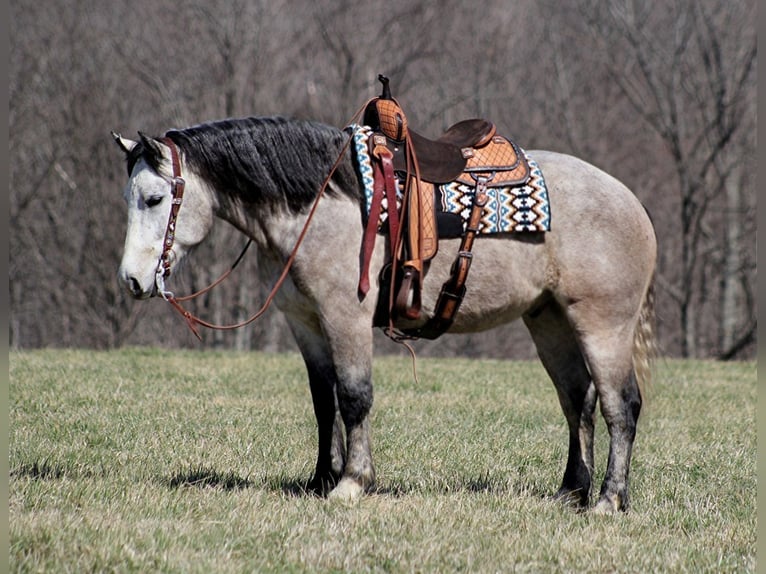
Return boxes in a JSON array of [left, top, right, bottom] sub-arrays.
[[378, 74, 392, 100], [364, 74, 408, 142]]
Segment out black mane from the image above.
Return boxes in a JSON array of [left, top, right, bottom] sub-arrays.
[[135, 116, 361, 213]]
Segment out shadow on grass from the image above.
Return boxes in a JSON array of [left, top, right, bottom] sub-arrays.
[[11, 458, 106, 481], [165, 464, 254, 491], [375, 472, 552, 500], [162, 465, 558, 505], [12, 459, 68, 480], [164, 464, 316, 497], [15, 460, 556, 505]]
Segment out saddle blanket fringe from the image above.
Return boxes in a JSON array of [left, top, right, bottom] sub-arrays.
[[348, 124, 551, 234]]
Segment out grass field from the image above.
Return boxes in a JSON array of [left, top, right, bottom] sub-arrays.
[[10, 349, 756, 573]]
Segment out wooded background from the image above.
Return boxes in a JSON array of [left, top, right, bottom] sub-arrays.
[[10, 0, 756, 359]]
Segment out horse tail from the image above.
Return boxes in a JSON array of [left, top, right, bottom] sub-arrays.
[[632, 274, 657, 400]]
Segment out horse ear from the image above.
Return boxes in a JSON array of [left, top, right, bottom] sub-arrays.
[[111, 131, 138, 154], [138, 131, 163, 157]]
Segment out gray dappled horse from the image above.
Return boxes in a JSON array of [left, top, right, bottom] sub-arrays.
[[114, 116, 656, 512]]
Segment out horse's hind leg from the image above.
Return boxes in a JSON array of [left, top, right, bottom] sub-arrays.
[[523, 300, 597, 508], [288, 319, 346, 494], [568, 304, 643, 513]]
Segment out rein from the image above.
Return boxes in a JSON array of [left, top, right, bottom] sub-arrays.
[[154, 107, 365, 340]]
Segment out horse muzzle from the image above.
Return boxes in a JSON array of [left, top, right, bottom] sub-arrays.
[[119, 268, 157, 300]]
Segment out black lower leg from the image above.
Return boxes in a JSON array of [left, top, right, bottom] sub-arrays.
[[307, 365, 345, 492]]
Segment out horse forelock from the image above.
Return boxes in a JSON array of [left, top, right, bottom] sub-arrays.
[[125, 138, 163, 177], [163, 116, 361, 213]]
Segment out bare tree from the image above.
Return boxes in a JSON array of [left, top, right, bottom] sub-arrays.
[[9, 0, 756, 359], [568, 0, 756, 358]]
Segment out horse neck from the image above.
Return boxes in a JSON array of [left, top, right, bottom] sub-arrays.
[[204, 174, 315, 258], [176, 119, 362, 257], [209, 185, 262, 241], [214, 159, 361, 256]]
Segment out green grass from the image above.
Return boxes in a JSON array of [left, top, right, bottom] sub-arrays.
[[10, 349, 756, 573]]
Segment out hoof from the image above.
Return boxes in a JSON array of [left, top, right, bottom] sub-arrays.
[[307, 475, 339, 496], [328, 477, 365, 501], [553, 487, 589, 509], [593, 494, 625, 514]]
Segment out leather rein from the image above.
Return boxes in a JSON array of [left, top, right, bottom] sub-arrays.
[[153, 115, 360, 340]]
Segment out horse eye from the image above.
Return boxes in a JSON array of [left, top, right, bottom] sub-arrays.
[[145, 196, 163, 208]]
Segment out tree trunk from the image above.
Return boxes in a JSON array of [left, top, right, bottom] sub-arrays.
[[719, 165, 740, 351], [234, 279, 253, 351]]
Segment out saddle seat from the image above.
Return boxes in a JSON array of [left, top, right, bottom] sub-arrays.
[[434, 118, 497, 148], [402, 119, 496, 183]]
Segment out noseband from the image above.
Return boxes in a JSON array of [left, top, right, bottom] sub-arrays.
[[155, 137, 185, 298]]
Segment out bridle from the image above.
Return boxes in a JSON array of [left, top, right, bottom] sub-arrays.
[[154, 137, 252, 305], [154, 137, 186, 298]]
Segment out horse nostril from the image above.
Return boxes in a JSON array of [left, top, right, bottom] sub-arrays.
[[128, 276, 143, 298]]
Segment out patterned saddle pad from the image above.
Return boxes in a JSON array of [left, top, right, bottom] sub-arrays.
[[348, 125, 551, 236]]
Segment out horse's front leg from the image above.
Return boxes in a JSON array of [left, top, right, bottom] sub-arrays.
[[288, 319, 346, 494], [328, 357, 376, 500], [322, 320, 376, 500], [305, 361, 347, 493]]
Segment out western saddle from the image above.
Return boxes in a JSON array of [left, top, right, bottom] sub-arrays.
[[359, 75, 530, 339]]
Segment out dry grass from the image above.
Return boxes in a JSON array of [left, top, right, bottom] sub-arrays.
[[10, 349, 756, 572]]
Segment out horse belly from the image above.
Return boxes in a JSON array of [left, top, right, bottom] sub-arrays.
[[406, 236, 550, 334]]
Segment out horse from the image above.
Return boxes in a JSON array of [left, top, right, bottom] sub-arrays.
[[113, 115, 657, 513]]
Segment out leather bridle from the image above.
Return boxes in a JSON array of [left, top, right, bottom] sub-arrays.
[[155, 137, 186, 298]]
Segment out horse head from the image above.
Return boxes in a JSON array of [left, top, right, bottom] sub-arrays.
[[112, 132, 215, 299]]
